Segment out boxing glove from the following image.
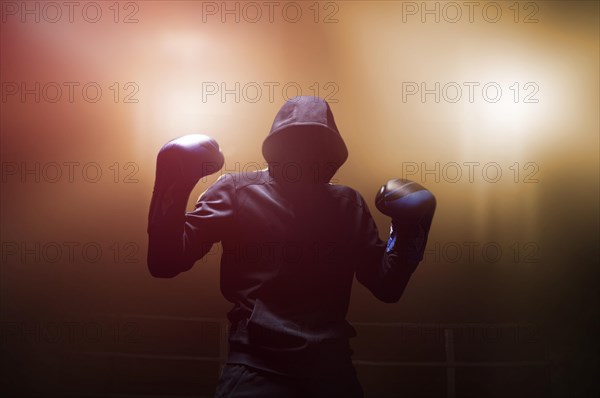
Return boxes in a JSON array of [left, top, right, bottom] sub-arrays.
[[148, 134, 224, 231], [375, 178, 436, 260]]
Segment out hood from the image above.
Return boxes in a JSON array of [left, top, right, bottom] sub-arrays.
[[262, 96, 348, 183]]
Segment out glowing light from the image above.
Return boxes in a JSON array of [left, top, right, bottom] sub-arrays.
[[468, 80, 543, 142]]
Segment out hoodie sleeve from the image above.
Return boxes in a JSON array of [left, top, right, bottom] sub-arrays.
[[147, 174, 235, 278], [354, 192, 421, 303]]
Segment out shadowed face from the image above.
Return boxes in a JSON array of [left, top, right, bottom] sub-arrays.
[[266, 126, 337, 187]]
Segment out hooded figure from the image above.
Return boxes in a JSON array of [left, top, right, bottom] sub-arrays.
[[149, 96, 423, 397], [262, 96, 347, 186]]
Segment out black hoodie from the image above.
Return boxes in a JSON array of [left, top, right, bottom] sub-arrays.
[[148, 96, 421, 377]]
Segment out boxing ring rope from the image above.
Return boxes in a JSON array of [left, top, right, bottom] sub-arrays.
[[64, 314, 551, 398]]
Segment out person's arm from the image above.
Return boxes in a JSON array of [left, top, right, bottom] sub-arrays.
[[354, 200, 422, 303], [355, 180, 436, 303], [146, 134, 225, 278]]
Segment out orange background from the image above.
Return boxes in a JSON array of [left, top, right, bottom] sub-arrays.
[[1, 1, 598, 396]]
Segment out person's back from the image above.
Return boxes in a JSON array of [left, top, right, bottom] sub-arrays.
[[147, 96, 436, 397]]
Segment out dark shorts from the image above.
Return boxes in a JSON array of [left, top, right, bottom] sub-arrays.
[[214, 363, 364, 398]]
